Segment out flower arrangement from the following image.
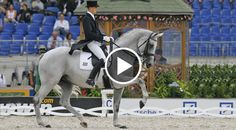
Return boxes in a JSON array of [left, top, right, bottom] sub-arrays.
[[79, 15, 192, 22]]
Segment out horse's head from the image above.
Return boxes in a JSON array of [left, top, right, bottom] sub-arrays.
[[115, 28, 163, 68], [137, 30, 163, 68]]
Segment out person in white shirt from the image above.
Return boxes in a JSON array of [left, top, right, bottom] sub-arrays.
[[47, 31, 63, 50], [32, 0, 44, 12], [5, 4, 17, 23], [53, 13, 69, 36], [63, 32, 75, 47]]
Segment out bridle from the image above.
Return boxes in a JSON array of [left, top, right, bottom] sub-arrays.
[[109, 32, 158, 65], [136, 32, 158, 65]]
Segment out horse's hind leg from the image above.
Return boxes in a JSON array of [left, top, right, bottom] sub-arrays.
[[113, 87, 127, 129], [58, 81, 87, 128], [34, 84, 54, 128]]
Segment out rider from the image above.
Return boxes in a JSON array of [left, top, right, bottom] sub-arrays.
[[70, 0, 113, 86]]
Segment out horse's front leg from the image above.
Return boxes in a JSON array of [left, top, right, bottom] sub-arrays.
[[138, 78, 149, 109], [113, 87, 127, 129]]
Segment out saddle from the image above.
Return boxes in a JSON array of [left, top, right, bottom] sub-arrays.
[[70, 40, 108, 66], [69, 40, 112, 89]]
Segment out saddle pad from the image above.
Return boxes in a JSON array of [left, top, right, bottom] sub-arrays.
[[80, 52, 93, 70]]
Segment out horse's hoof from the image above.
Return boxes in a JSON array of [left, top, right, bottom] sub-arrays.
[[139, 100, 145, 109], [45, 124, 51, 128], [114, 124, 128, 129], [80, 122, 88, 128]]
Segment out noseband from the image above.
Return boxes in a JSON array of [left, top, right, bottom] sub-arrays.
[[137, 32, 158, 64]]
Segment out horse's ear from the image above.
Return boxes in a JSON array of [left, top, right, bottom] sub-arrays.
[[154, 32, 164, 38]]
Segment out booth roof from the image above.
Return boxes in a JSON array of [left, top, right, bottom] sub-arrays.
[[74, 0, 193, 16]]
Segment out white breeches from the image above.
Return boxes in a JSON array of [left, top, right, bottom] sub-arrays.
[[87, 41, 106, 60]]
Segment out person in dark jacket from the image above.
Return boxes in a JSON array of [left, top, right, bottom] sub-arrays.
[[18, 3, 31, 23], [69, 0, 113, 87]]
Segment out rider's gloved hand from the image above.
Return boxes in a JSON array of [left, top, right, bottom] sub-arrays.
[[103, 36, 111, 42], [109, 37, 114, 42]]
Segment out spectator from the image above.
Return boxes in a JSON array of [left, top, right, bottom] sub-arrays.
[[65, 0, 78, 16], [0, 73, 6, 87], [1, 0, 12, 9], [4, 4, 17, 23], [57, 0, 66, 12], [47, 31, 63, 50], [21, 0, 32, 9], [32, 0, 44, 12], [63, 32, 75, 47], [53, 13, 69, 36], [155, 49, 167, 65], [18, 3, 31, 23]]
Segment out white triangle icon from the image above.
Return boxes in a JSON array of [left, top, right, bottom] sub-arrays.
[[117, 57, 132, 75]]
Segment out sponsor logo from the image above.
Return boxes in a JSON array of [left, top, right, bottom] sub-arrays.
[[183, 101, 197, 114], [220, 102, 233, 115], [134, 109, 158, 115]]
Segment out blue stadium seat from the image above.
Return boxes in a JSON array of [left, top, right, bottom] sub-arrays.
[[41, 26, 53, 35], [221, 25, 230, 35], [193, 0, 200, 10], [190, 43, 198, 56], [213, 0, 221, 9], [193, 9, 200, 18], [0, 35, 11, 56], [223, 0, 231, 9], [24, 35, 38, 54], [191, 27, 200, 36], [1, 23, 15, 35], [192, 17, 201, 26], [210, 43, 222, 57], [212, 8, 221, 24], [199, 43, 209, 56], [231, 26, 236, 36], [38, 35, 50, 48], [14, 23, 28, 35], [14, 2, 21, 13], [202, 0, 212, 9], [211, 25, 220, 35], [231, 9, 236, 23], [28, 24, 40, 36], [229, 43, 236, 56], [43, 16, 56, 26], [32, 13, 44, 24], [46, 7, 60, 14], [11, 35, 24, 54], [221, 9, 231, 24], [190, 34, 200, 42], [70, 16, 79, 25], [70, 26, 80, 39], [64, 16, 71, 21], [201, 9, 211, 24], [200, 25, 210, 36]]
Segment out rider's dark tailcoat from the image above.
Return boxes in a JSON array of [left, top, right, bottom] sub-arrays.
[[83, 13, 104, 42]]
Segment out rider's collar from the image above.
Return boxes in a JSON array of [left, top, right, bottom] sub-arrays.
[[87, 11, 95, 21]]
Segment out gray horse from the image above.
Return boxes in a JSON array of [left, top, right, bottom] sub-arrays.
[[33, 28, 162, 128]]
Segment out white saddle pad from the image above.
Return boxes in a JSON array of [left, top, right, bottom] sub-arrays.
[[80, 52, 93, 70]]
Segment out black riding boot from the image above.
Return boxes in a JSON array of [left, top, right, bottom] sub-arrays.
[[86, 59, 104, 86]]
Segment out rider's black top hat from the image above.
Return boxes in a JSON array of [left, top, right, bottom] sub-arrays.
[[86, 0, 99, 8]]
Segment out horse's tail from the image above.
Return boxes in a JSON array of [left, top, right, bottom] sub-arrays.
[[34, 53, 45, 92], [39, 53, 44, 61]]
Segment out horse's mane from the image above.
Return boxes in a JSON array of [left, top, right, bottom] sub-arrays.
[[115, 28, 152, 46]]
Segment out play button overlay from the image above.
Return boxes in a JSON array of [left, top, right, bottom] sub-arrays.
[[105, 48, 142, 85], [117, 57, 132, 75]]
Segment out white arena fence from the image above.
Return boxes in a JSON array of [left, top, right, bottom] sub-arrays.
[[1, 90, 236, 118]]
